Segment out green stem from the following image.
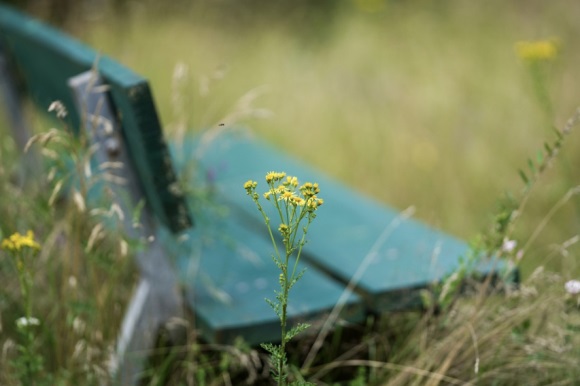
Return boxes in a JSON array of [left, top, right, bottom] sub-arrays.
[[290, 216, 313, 283], [254, 198, 282, 266], [279, 249, 292, 386], [14, 253, 36, 385]]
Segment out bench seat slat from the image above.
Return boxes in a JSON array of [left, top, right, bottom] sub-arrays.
[[172, 208, 365, 344], [180, 133, 502, 313]]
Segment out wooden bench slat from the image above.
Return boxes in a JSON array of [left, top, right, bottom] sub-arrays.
[[180, 133, 504, 313], [0, 4, 191, 233], [172, 208, 365, 344]]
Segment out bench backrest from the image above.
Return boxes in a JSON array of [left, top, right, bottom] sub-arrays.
[[0, 4, 191, 233]]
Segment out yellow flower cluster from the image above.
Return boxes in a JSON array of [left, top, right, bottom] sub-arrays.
[[300, 182, 323, 209], [265, 171, 286, 183], [1, 231, 41, 252], [284, 176, 298, 188], [300, 182, 320, 198], [515, 39, 559, 61], [244, 180, 257, 191], [278, 223, 289, 235], [263, 185, 286, 200], [244, 172, 324, 211], [307, 196, 324, 210]]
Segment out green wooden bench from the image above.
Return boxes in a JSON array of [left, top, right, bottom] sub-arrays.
[[0, 5, 509, 384]]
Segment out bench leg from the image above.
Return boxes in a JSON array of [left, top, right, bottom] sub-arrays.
[[67, 71, 187, 384], [113, 276, 183, 384]]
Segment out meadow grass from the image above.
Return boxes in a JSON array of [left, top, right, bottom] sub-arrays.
[[2, 1, 580, 385], [0, 114, 136, 385], [76, 0, 580, 277]]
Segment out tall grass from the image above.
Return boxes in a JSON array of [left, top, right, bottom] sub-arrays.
[[77, 0, 580, 276], [2, 1, 580, 384], [0, 115, 135, 385]]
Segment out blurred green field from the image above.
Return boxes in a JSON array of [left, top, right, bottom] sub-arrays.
[[19, 1, 580, 276]]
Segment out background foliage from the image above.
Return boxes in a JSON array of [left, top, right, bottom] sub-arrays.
[[2, 1, 580, 384], [59, 0, 580, 277]]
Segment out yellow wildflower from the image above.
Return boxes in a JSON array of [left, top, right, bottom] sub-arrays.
[[515, 39, 559, 61], [278, 223, 289, 235], [265, 171, 286, 183], [265, 171, 277, 183], [307, 198, 318, 209], [280, 191, 295, 202], [306, 196, 324, 210], [244, 180, 257, 190], [284, 176, 299, 187], [291, 196, 305, 206], [313, 183, 320, 194], [1, 231, 41, 252], [300, 182, 320, 198]]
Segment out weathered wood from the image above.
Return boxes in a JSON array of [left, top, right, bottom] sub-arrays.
[[0, 1, 514, 368], [0, 4, 191, 233], [177, 132, 506, 317], [68, 71, 184, 385], [171, 207, 365, 344]]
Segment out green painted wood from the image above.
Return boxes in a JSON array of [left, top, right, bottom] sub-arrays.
[[0, 4, 512, 346], [166, 205, 365, 344], [0, 4, 191, 233], [177, 132, 507, 313]]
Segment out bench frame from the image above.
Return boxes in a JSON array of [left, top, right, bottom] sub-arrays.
[[0, 6, 189, 382], [0, 45, 185, 383], [0, 5, 515, 385], [68, 71, 185, 383]]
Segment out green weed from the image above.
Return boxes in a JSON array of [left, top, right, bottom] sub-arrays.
[[244, 173, 323, 386]]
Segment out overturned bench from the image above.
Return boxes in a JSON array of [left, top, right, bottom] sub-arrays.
[[0, 5, 508, 384]]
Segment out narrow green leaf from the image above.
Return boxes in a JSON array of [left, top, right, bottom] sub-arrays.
[[518, 169, 529, 185], [285, 322, 310, 341], [527, 158, 536, 174], [536, 149, 544, 165]]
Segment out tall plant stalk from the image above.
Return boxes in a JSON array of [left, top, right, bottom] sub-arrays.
[[245, 172, 323, 386]]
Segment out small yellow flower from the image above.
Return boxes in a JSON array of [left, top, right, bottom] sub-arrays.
[[265, 171, 286, 183], [265, 172, 276, 183], [291, 196, 305, 206], [300, 183, 312, 196], [300, 182, 320, 198], [313, 183, 320, 194], [515, 39, 559, 61], [284, 176, 298, 187], [1, 239, 12, 250], [278, 223, 289, 235], [306, 196, 324, 210], [1, 231, 41, 252], [280, 191, 295, 202], [307, 198, 318, 209], [244, 180, 257, 190]]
